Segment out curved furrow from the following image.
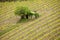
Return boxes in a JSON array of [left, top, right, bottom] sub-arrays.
[[30, 20, 59, 40], [40, 27, 60, 40], [0, 12, 58, 39], [17, 16, 59, 40], [0, 10, 58, 36], [32, 25, 59, 40], [6, 17, 49, 40], [39, 28, 60, 40], [0, 12, 51, 38], [24, 25, 59, 40], [49, 31, 60, 40], [0, 21, 35, 38], [39, 19, 59, 40], [7, 13, 58, 39]]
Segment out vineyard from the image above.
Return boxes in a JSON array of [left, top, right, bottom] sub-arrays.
[[0, 0, 60, 40]]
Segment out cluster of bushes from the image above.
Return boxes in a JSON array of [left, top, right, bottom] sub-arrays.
[[15, 6, 39, 22]]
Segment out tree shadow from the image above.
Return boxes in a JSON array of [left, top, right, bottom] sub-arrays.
[[17, 18, 28, 23], [17, 15, 40, 23]]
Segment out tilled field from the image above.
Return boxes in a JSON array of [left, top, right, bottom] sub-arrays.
[[0, 0, 60, 40]]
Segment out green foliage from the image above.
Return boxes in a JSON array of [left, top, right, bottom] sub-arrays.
[[15, 6, 39, 22], [15, 6, 30, 16]]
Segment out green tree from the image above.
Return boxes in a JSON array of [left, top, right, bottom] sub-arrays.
[[15, 6, 39, 20], [15, 6, 30, 19]]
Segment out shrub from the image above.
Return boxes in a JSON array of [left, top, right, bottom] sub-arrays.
[[15, 6, 39, 22], [15, 6, 31, 19]]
